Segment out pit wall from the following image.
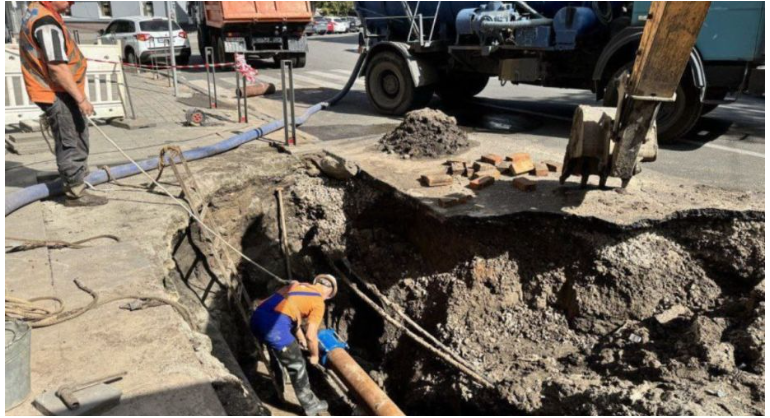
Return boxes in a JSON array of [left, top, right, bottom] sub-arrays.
[[174, 157, 765, 416]]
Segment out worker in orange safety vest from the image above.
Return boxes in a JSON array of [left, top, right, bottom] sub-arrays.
[[20, 2, 106, 207]]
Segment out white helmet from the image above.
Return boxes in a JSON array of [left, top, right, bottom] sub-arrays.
[[313, 274, 338, 299]]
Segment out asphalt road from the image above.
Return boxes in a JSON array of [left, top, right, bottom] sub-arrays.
[[180, 32, 765, 192]]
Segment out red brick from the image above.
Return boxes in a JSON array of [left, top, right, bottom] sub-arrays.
[[480, 154, 504, 165], [506, 153, 535, 175], [512, 177, 537, 192], [496, 161, 513, 174], [449, 162, 465, 175], [421, 174, 453, 187], [469, 176, 495, 190], [543, 160, 563, 174], [533, 162, 549, 177], [473, 169, 501, 180], [473, 161, 496, 172]]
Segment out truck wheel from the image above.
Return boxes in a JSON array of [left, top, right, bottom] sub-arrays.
[[604, 63, 702, 143], [293, 55, 306, 69], [213, 34, 234, 66], [436, 73, 489, 103], [365, 51, 433, 115], [700, 104, 719, 115]]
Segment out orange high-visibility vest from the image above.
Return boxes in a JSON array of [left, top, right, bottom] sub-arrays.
[[19, 2, 87, 104]]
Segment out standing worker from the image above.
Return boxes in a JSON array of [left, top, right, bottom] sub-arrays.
[[19, 1, 106, 207], [250, 275, 338, 416]]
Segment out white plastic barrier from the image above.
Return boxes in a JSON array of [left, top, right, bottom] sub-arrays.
[[5, 43, 128, 126]]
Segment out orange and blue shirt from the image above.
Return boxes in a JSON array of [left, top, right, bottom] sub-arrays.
[[250, 282, 326, 350]]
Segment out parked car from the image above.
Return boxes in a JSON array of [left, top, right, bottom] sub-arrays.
[[327, 17, 350, 33], [313, 17, 329, 35], [345, 16, 360, 32], [97, 16, 191, 65]]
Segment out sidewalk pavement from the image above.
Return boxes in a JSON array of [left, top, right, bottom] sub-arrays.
[[4, 70, 311, 416]]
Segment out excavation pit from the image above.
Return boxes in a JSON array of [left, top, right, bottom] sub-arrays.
[[170, 157, 764, 415]]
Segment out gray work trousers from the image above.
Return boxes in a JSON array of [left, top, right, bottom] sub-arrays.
[[269, 341, 322, 411], [40, 93, 90, 187]]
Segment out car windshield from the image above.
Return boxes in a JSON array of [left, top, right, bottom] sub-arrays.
[[140, 20, 181, 32]]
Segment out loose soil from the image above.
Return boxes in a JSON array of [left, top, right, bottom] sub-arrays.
[[379, 109, 470, 159], [182, 160, 765, 415]]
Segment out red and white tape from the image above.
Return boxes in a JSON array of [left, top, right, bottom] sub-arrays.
[[87, 57, 235, 70]]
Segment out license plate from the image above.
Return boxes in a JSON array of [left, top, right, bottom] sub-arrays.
[[155, 38, 169, 47], [224, 41, 246, 52], [253, 37, 281, 44]]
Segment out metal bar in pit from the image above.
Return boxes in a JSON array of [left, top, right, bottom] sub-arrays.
[[281, 60, 290, 145]]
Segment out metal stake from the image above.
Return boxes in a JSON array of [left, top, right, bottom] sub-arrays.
[[280, 60, 296, 145], [275, 188, 292, 280], [236, 69, 242, 123], [166, 0, 178, 97], [242, 74, 249, 124], [119, 61, 137, 120], [204, 47, 217, 108]]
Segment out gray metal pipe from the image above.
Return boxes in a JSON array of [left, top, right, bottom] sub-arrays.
[[480, 17, 553, 31]]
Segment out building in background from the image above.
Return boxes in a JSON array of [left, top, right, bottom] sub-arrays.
[[5, 1, 192, 42]]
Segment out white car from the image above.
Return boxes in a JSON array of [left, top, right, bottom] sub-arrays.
[[97, 16, 191, 65], [327, 17, 350, 34]]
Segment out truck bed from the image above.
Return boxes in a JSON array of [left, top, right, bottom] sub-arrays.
[[204, 1, 312, 27]]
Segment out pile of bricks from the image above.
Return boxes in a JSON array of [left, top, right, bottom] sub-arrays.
[[420, 152, 564, 208]]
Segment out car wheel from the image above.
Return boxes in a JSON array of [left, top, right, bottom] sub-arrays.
[[604, 62, 702, 143], [125, 48, 138, 66], [436, 73, 489, 103], [365, 51, 434, 115], [176, 54, 190, 66]]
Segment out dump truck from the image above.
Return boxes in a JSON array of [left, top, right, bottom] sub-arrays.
[[188, 1, 312, 67], [355, 1, 765, 141]]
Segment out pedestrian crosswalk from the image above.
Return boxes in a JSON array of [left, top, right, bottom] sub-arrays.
[[184, 67, 365, 96]]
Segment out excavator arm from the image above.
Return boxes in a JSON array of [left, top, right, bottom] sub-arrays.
[[561, 1, 711, 188]]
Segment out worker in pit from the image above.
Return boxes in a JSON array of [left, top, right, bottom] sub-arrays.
[[250, 274, 338, 416], [19, 1, 106, 207]]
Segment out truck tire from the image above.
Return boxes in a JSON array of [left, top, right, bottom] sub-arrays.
[[213, 34, 234, 66], [436, 73, 489, 103], [365, 51, 433, 115], [604, 63, 702, 143], [197, 28, 207, 58]]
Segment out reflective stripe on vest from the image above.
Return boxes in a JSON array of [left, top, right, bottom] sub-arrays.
[[19, 2, 87, 104]]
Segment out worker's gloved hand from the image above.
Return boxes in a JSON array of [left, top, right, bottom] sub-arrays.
[[309, 355, 319, 366]]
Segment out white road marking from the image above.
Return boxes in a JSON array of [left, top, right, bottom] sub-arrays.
[[678, 139, 765, 158], [477, 101, 765, 159], [291, 73, 346, 90], [306, 70, 364, 85]]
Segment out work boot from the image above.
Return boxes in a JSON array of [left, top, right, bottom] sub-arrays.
[[296, 387, 328, 416], [302, 398, 329, 417], [63, 183, 108, 207]]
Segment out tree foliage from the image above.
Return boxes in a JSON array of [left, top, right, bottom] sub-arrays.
[[313, 1, 355, 17]]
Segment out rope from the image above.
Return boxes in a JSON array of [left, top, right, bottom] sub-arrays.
[[5, 279, 195, 330], [326, 256, 494, 388], [85, 116, 288, 286], [5, 234, 120, 253]]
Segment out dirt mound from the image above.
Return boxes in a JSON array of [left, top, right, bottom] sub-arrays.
[[379, 109, 470, 159]]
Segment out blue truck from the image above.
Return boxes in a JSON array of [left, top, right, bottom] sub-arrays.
[[355, 1, 764, 142]]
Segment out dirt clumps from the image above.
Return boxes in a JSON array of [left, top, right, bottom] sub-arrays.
[[379, 109, 470, 159]]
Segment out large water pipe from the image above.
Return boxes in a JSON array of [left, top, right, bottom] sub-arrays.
[[318, 330, 405, 416], [5, 52, 368, 217]]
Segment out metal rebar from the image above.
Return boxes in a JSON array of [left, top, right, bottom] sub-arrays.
[[243, 74, 248, 124], [275, 188, 292, 280], [204, 47, 212, 109], [119, 62, 137, 120], [281, 60, 290, 145], [288, 61, 296, 144], [236, 69, 242, 122]]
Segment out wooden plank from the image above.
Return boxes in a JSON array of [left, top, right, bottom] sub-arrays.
[[629, 1, 711, 98]]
